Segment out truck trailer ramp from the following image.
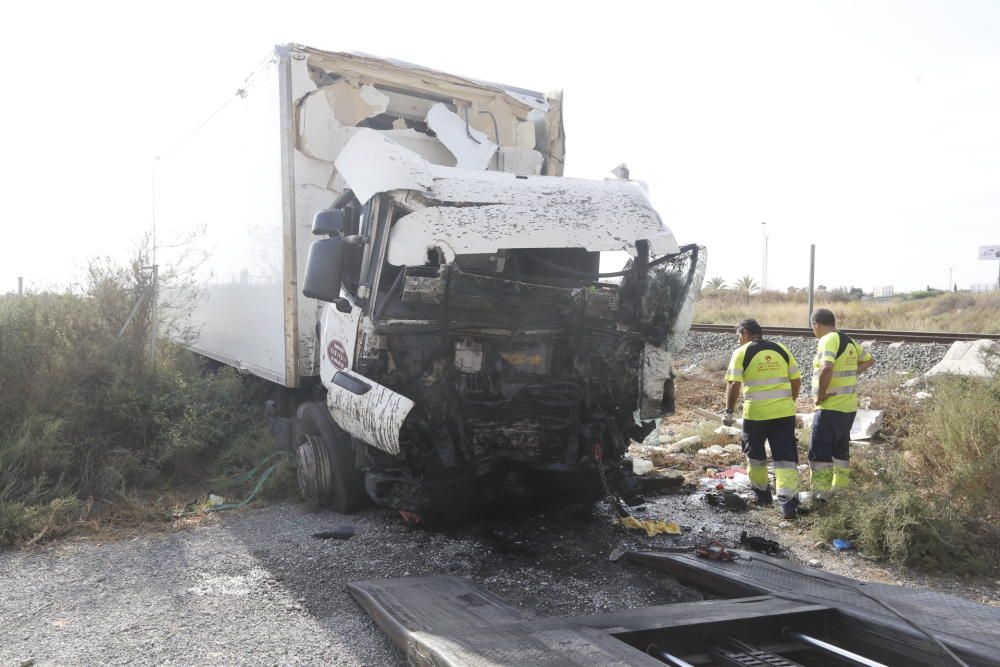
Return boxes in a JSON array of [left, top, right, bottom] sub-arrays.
[[348, 553, 1000, 666]]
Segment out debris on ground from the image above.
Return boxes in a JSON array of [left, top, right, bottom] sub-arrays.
[[638, 470, 685, 494], [739, 531, 782, 555], [705, 491, 749, 511], [621, 516, 683, 537], [631, 458, 654, 476], [850, 409, 884, 440], [922, 339, 999, 379], [695, 541, 735, 561], [832, 538, 854, 552], [312, 525, 356, 540]]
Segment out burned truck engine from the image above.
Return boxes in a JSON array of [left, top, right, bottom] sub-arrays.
[[298, 129, 705, 522]]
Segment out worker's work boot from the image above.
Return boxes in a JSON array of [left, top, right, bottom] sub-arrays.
[[778, 495, 799, 520], [753, 488, 773, 506]]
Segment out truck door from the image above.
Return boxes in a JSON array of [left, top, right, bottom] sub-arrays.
[[317, 201, 372, 386]]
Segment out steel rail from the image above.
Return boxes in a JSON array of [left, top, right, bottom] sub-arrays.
[[689, 323, 1000, 345]]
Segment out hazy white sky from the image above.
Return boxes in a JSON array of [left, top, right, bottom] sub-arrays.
[[2, 0, 998, 294]]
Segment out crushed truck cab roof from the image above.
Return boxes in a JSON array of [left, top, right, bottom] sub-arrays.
[[334, 128, 680, 266]]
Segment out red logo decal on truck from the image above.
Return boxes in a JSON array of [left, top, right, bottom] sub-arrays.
[[327, 340, 348, 370]]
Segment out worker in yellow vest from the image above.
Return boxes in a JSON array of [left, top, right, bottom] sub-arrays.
[[809, 308, 875, 500], [724, 319, 803, 518]]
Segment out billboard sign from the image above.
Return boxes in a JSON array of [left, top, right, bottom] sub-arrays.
[[980, 245, 1000, 260]]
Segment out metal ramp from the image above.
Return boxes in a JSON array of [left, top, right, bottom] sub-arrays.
[[348, 553, 1000, 666], [626, 549, 1000, 666]]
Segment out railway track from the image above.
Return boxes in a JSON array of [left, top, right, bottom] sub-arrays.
[[689, 322, 1000, 344]]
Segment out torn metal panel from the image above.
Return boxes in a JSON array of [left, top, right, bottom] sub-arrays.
[[296, 85, 355, 162], [326, 370, 414, 456], [334, 129, 434, 204], [425, 103, 498, 170], [298, 47, 547, 114], [291, 45, 565, 175]]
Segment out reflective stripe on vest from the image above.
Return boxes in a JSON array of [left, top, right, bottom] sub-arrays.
[[750, 388, 793, 399], [828, 385, 856, 395]]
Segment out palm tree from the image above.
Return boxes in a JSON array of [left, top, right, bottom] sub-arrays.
[[735, 275, 759, 303], [705, 276, 727, 291]]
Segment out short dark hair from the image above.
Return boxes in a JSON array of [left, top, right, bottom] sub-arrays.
[[811, 308, 836, 326], [736, 318, 763, 337]]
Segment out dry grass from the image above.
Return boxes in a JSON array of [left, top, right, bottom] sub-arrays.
[[694, 291, 1000, 333], [815, 374, 1000, 571]]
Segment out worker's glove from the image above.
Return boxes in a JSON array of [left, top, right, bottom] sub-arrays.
[[722, 411, 735, 427]]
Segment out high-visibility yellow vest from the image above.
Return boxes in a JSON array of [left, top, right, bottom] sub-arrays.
[[726, 340, 800, 420], [813, 331, 873, 412]]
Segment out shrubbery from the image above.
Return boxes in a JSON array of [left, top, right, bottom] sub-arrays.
[[0, 253, 293, 546], [815, 373, 1000, 571]]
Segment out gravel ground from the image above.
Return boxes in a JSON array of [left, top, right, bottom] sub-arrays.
[[678, 331, 951, 389], [3, 494, 997, 665], [0, 499, 717, 666]]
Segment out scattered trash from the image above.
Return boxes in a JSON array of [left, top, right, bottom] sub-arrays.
[[723, 443, 743, 454], [778, 521, 792, 529], [832, 538, 854, 551], [207, 494, 225, 506], [705, 490, 748, 511], [695, 541, 735, 561], [807, 559, 823, 568], [708, 466, 746, 479], [621, 516, 682, 537], [638, 470, 685, 493], [312, 525, 355, 540], [674, 435, 703, 450], [714, 425, 742, 437], [631, 458, 654, 476], [914, 391, 933, 401], [739, 531, 782, 555], [850, 409, 884, 440]]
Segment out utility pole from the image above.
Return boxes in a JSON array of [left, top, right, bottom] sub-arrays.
[[761, 222, 770, 291], [17, 276, 23, 297], [948, 266, 954, 292], [150, 265, 159, 366], [807, 244, 815, 326], [150, 157, 160, 367]]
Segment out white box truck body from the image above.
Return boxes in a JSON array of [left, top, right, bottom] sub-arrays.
[[158, 44, 704, 521]]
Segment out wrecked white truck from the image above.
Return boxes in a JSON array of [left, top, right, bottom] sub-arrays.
[[157, 44, 705, 522]]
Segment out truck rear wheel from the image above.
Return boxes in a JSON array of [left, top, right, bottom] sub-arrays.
[[293, 401, 368, 513]]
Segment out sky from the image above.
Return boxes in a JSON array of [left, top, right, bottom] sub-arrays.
[[1, 0, 998, 294]]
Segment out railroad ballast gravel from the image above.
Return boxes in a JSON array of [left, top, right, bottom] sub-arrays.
[[678, 331, 950, 389]]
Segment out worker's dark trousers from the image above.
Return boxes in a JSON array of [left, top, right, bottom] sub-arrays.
[[741, 416, 798, 499], [809, 409, 856, 496]]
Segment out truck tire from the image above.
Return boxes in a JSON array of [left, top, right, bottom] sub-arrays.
[[293, 401, 368, 513]]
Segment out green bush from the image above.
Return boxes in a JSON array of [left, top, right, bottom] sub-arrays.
[[0, 251, 288, 546], [815, 374, 1000, 571]]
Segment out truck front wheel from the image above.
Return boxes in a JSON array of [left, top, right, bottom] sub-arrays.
[[293, 401, 368, 513]]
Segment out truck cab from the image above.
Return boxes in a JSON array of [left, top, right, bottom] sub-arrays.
[[299, 131, 704, 521]]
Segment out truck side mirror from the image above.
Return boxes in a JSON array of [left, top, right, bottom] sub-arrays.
[[312, 208, 345, 236], [303, 237, 345, 302]]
